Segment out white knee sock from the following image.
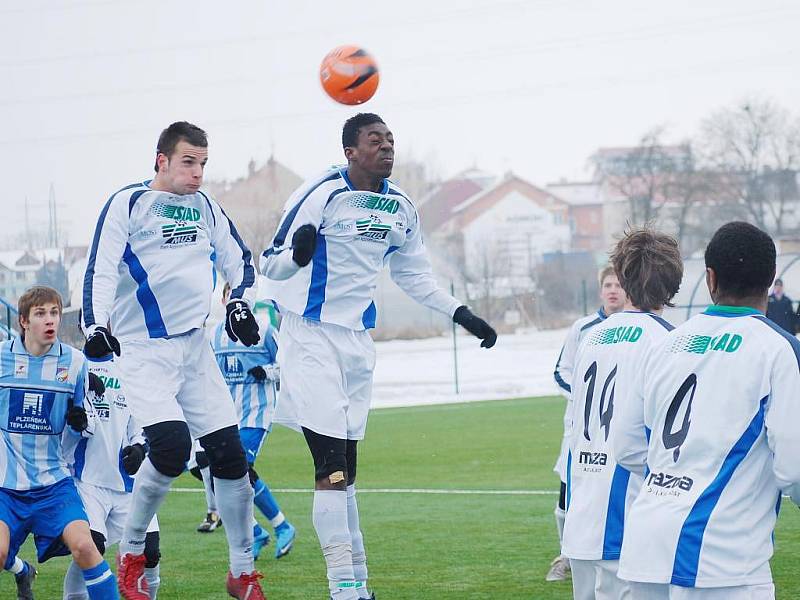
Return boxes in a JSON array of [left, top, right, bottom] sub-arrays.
[[215, 475, 255, 576], [314, 490, 358, 599], [62, 560, 89, 600], [145, 565, 160, 599], [346, 485, 370, 598], [200, 466, 216, 513], [120, 458, 175, 556], [555, 506, 566, 553]]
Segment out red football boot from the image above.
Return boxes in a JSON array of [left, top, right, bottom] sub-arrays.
[[226, 570, 266, 599], [116, 553, 149, 600]]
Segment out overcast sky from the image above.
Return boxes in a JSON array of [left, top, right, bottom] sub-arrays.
[[2, 0, 799, 247]]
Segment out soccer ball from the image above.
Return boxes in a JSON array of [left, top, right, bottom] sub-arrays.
[[319, 45, 380, 105]]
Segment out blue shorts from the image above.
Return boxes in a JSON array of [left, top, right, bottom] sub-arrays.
[[239, 427, 267, 465], [0, 477, 88, 568]]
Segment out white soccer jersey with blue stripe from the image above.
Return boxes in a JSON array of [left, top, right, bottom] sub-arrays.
[[552, 309, 608, 479], [211, 317, 278, 430], [260, 167, 460, 330], [65, 356, 145, 493], [617, 306, 800, 588], [82, 181, 256, 341], [0, 339, 96, 491], [562, 311, 673, 561]]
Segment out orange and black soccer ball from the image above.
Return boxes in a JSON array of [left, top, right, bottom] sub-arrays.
[[319, 45, 380, 105]]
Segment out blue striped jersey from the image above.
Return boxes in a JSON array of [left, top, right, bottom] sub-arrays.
[[563, 311, 674, 561], [82, 181, 256, 341], [65, 355, 145, 493], [0, 338, 96, 491], [260, 167, 460, 331], [618, 306, 800, 588], [211, 317, 278, 430]]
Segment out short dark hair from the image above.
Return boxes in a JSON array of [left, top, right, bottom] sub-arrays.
[[704, 222, 776, 298], [610, 227, 683, 312], [342, 113, 385, 149], [774, 278, 783, 286], [154, 121, 208, 172]]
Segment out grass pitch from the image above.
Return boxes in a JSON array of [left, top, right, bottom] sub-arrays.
[[2, 396, 799, 598]]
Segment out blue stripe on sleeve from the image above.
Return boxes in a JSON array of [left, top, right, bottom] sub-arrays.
[[218, 205, 256, 300], [198, 191, 216, 227], [647, 313, 675, 331], [303, 233, 328, 320], [565, 450, 572, 509], [553, 347, 571, 393], [82, 182, 142, 327], [262, 327, 278, 362], [73, 437, 89, 480], [754, 315, 800, 371], [670, 396, 768, 587], [602, 464, 631, 560], [271, 171, 342, 248], [361, 302, 377, 329], [122, 243, 168, 338], [118, 444, 134, 493]]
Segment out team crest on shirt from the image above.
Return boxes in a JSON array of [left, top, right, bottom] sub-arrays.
[[355, 215, 391, 242], [56, 367, 69, 383], [15, 363, 27, 378], [222, 355, 245, 384]]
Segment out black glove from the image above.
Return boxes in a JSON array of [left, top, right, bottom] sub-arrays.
[[84, 327, 120, 358], [66, 405, 89, 433], [291, 224, 317, 267], [121, 443, 146, 475], [453, 305, 497, 349], [225, 300, 260, 347], [87, 372, 105, 397], [248, 366, 267, 382]]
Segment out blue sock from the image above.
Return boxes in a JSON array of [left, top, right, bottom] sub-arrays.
[[82, 561, 118, 599], [253, 478, 281, 521]]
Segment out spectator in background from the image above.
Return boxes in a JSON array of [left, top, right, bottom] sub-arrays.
[[766, 278, 796, 334]]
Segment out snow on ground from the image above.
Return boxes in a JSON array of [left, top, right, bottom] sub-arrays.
[[371, 328, 567, 409]]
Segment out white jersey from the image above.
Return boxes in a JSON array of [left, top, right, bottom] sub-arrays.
[[260, 167, 460, 330], [562, 311, 674, 561], [211, 316, 278, 430], [82, 181, 257, 341], [66, 356, 145, 493], [618, 306, 800, 588], [553, 309, 608, 479]]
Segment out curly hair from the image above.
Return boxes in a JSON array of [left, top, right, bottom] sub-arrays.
[[610, 227, 683, 312], [704, 222, 775, 298]]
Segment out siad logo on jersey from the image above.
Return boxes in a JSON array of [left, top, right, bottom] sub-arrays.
[[161, 223, 199, 247], [589, 326, 642, 346], [646, 471, 693, 495], [578, 451, 608, 466], [150, 202, 201, 222], [348, 194, 400, 215], [355, 216, 392, 241], [667, 333, 742, 355]]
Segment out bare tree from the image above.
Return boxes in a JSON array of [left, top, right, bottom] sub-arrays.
[[699, 98, 800, 235]]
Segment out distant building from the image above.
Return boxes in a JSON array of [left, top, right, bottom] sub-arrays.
[[546, 181, 605, 253]]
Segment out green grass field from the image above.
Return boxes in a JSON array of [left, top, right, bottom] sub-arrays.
[[2, 396, 799, 599]]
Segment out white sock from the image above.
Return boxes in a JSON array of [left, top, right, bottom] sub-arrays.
[[145, 565, 160, 599], [346, 485, 370, 598], [62, 560, 89, 600], [270, 511, 286, 529], [120, 458, 174, 556], [215, 475, 255, 576], [8, 556, 25, 575], [314, 490, 358, 599], [555, 506, 566, 553], [200, 466, 216, 513]]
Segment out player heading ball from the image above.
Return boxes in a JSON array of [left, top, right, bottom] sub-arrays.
[[260, 113, 497, 600]]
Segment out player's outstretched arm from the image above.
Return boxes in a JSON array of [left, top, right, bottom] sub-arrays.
[[84, 326, 120, 358], [225, 299, 260, 347], [205, 195, 258, 306], [453, 305, 497, 349]]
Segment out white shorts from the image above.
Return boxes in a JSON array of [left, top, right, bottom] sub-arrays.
[[77, 480, 158, 546], [274, 312, 376, 440], [628, 581, 774, 600], [570, 559, 630, 600], [116, 328, 238, 439]]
